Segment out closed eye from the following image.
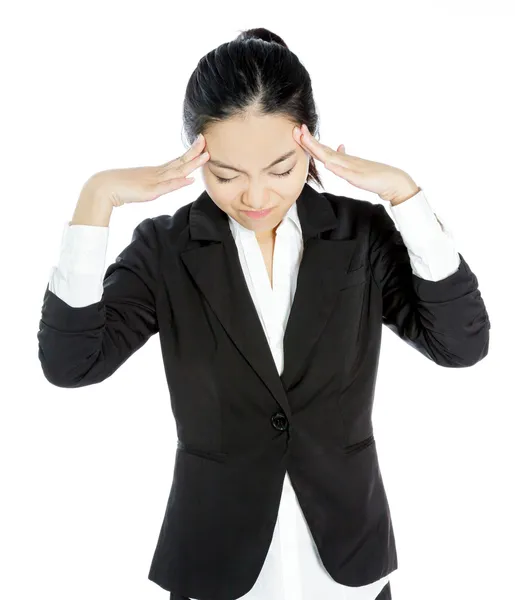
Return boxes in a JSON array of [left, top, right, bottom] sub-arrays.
[[214, 165, 296, 184]]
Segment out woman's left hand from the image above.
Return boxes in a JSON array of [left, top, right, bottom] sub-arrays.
[[293, 123, 420, 206]]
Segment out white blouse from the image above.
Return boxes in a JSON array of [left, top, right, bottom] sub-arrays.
[[47, 188, 461, 600]]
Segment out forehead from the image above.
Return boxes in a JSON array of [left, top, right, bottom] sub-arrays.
[[203, 113, 299, 168]]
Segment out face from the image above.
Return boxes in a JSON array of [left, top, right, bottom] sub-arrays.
[[200, 112, 310, 240]]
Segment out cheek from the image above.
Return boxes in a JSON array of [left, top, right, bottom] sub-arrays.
[[299, 161, 310, 180], [202, 180, 233, 213]]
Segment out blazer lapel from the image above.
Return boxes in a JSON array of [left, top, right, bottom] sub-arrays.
[[180, 183, 358, 418]]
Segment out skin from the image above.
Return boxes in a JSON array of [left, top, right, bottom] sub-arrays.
[[199, 110, 310, 245]]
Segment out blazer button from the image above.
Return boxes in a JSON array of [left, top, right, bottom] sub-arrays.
[[271, 412, 288, 431]]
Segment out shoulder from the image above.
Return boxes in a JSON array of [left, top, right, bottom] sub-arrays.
[[322, 190, 385, 220], [153, 202, 192, 232], [320, 190, 390, 238], [134, 202, 193, 248]]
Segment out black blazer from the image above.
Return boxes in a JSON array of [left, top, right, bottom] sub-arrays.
[[37, 182, 490, 600]]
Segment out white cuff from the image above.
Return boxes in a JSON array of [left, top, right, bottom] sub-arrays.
[[388, 189, 461, 281], [57, 220, 109, 275]]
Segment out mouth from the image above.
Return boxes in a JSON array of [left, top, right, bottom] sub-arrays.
[[241, 208, 275, 220]]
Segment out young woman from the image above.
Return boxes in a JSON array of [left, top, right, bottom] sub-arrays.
[[37, 28, 490, 600]]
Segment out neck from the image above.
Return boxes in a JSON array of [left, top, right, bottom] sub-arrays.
[[255, 228, 277, 244]]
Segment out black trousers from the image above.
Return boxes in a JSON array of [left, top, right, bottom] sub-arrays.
[[169, 580, 392, 600]]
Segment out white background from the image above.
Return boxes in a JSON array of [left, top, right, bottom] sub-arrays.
[[1, 1, 513, 599]]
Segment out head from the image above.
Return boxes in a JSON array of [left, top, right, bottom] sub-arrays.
[[182, 27, 324, 240]]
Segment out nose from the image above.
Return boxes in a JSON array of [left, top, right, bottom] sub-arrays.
[[242, 187, 272, 211]]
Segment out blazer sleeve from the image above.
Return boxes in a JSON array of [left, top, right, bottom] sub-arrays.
[[368, 202, 490, 367], [37, 217, 159, 387]]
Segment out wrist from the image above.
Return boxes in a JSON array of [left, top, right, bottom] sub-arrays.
[[385, 180, 420, 206], [389, 191, 420, 206], [71, 177, 114, 227]]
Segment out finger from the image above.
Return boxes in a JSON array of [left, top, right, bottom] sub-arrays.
[[293, 125, 314, 153], [182, 134, 207, 161], [325, 161, 359, 183], [165, 149, 210, 179], [179, 150, 210, 177], [292, 126, 304, 146], [163, 134, 206, 169], [169, 177, 196, 190], [326, 154, 355, 170], [154, 176, 195, 197], [299, 125, 331, 163], [293, 126, 317, 161]]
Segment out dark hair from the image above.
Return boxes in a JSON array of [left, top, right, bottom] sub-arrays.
[[182, 27, 324, 189]]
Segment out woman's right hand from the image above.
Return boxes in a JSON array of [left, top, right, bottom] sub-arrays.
[[88, 134, 210, 207]]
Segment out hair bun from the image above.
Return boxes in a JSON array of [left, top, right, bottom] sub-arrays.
[[235, 27, 288, 49]]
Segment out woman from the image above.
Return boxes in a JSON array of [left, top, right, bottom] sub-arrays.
[[37, 28, 490, 600]]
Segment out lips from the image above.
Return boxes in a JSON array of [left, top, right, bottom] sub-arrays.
[[241, 208, 274, 220]]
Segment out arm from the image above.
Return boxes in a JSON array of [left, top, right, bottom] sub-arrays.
[[368, 195, 490, 367], [388, 188, 461, 281], [38, 213, 159, 388]]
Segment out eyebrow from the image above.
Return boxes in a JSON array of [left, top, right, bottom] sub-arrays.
[[208, 149, 297, 174]]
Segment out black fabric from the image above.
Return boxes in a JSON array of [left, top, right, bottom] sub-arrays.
[[169, 580, 392, 599], [38, 182, 489, 600]]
